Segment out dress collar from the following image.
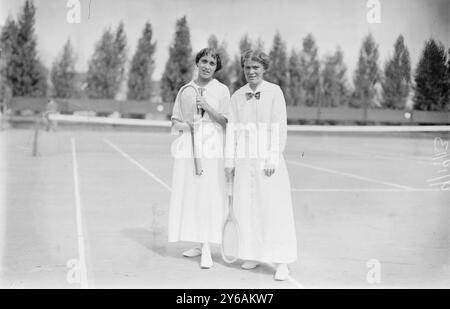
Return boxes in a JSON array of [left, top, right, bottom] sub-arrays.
[[192, 78, 216, 90], [244, 80, 266, 93]]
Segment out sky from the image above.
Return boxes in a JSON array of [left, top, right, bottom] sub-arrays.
[[1, 0, 449, 80]]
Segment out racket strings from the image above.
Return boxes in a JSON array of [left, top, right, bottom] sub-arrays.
[[222, 221, 239, 262], [179, 84, 203, 175]]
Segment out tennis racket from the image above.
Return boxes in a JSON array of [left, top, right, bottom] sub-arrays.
[[198, 87, 205, 117], [178, 84, 203, 176], [221, 173, 240, 263]]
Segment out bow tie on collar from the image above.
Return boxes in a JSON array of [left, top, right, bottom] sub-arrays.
[[246, 92, 261, 100]]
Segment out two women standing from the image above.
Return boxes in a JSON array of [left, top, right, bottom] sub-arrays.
[[168, 48, 297, 281]]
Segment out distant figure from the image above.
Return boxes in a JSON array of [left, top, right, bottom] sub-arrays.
[[43, 99, 58, 132]]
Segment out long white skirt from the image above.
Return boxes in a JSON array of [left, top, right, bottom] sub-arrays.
[[234, 155, 297, 264], [168, 124, 226, 244]]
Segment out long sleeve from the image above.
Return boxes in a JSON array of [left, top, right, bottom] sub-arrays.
[[219, 87, 231, 120], [171, 90, 190, 135], [224, 94, 238, 168], [267, 86, 287, 168], [171, 91, 182, 122]]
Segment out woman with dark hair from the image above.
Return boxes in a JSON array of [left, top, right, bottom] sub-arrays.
[[224, 49, 297, 281], [168, 48, 230, 269]]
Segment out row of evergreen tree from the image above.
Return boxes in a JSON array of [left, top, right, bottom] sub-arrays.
[[1, 1, 449, 111]]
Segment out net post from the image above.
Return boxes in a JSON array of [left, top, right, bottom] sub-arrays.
[[32, 114, 40, 157]]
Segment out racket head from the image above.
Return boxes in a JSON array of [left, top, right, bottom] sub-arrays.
[[178, 85, 199, 123], [221, 217, 240, 263]]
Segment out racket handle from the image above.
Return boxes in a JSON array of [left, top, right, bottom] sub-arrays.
[[227, 178, 233, 194], [190, 127, 203, 176], [227, 177, 234, 215], [194, 157, 203, 176], [198, 87, 205, 117]]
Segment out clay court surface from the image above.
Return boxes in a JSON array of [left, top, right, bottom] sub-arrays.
[[1, 124, 449, 288]]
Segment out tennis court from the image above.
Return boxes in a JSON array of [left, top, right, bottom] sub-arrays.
[[1, 117, 449, 288]]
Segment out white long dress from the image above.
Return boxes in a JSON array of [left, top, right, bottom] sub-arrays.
[[168, 79, 230, 244], [224, 80, 297, 263]]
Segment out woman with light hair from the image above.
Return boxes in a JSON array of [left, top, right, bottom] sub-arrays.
[[224, 49, 297, 281]]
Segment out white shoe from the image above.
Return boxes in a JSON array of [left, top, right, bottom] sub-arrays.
[[200, 244, 213, 269], [182, 247, 201, 257], [241, 261, 259, 270], [274, 263, 289, 281]]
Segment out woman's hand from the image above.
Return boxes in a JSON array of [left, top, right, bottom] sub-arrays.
[[264, 162, 276, 177], [195, 94, 227, 130], [225, 167, 235, 182], [264, 168, 275, 177], [172, 119, 190, 132], [172, 119, 201, 133], [196, 95, 211, 112]]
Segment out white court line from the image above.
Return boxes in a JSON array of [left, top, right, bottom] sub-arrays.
[[103, 138, 172, 192], [321, 140, 432, 161], [50, 114, 171, 127], [354, 148, 431, 162], [104, 138, 304, 288], [287, 160, 415, 190], [71, 138, 89, 289], [426, 174, 450, 182], [291, 188, 444, 192], [287, 125, 450, 132], [297, 141, 431, 165]]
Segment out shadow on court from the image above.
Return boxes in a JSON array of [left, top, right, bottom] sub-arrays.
[[121, 228, 169, 257]]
